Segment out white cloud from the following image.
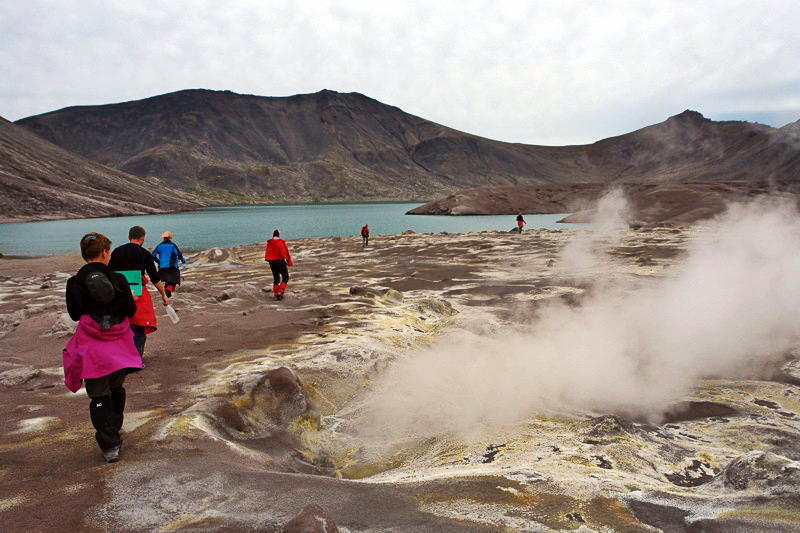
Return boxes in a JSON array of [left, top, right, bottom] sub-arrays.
[[1, 0, 799, 144]]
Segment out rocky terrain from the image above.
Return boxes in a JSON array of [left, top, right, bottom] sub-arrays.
[[15, 90, 800, 206], [409, 181, 800, 224], [0, 117, 205, 222], [3, 223, 800, 531]]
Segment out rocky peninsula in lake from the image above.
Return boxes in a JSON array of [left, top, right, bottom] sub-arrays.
[[3, 212, 800, 531]]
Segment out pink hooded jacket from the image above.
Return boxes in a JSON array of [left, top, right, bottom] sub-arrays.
[[62, 315, 143, 393]]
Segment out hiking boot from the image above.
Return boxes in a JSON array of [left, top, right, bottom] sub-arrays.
[[103, 445, 121, 463]]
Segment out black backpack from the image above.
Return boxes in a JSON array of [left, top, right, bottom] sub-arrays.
[[84, 271, 116, 305]]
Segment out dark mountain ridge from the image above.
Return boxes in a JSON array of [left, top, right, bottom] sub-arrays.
[[15, 89, 800, 206], [18, 89, 469, 200], [0, 117, 203, 222]]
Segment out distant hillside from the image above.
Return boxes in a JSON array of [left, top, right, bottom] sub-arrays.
[[19, 89, 543, 202], [406, 184, 605, 216], [408, 181, 800, 225], [15, 90, 800, 204], [533, 111, 800, 184], [0, 117, 204, 222]]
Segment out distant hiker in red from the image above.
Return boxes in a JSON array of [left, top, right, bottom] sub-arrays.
[[516, 213, 526, 234], [64, 232, 142, 463], [264, 229, 293, 300], [361, 224, 370, 247]]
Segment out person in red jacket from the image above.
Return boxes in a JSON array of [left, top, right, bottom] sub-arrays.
[[361, 224, 370, 247], [264, 229, 293, 300]]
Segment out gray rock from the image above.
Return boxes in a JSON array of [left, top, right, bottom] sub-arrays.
[[10, 309, 28, 327], [207, 248, 229, 262], [414, 298, 456, 316], [179, 280, 204, 292], [0, 366, 41, 386], [250, 367, 314, 428], [187, 397, 253, 439], [575, 415, 636, 441], [43, 312, 76, 338], [724, 451, 800, 492], [216, 284, 261, 302], [782, 357, 800, 383], [349, 286, 381, 298], [1, 309, 28, 336], [382, 289, 404, 303], [278, 504, 339, 533]]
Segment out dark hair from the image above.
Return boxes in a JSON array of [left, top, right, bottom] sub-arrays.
[[80, 232, 111, 261], [128, 226, 146, 240], [272, 229, 280, 238]]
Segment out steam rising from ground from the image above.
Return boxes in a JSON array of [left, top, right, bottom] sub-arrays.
[[558, 187, 630, 276], [357, 194, 800, 441]]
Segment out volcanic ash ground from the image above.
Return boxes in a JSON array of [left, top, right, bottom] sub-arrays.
[[3, 210, 800, 531]]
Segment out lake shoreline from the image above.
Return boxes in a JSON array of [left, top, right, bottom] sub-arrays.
[[0, 199, 437, 225], [0, 203, 580, 257]]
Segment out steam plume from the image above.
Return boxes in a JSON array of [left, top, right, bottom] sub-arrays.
[[356, 194, 800, 441]]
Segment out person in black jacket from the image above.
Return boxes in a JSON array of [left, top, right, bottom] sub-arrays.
[[67, 234, 137, 324], [108, 226, 169, 358], [64, 232, 141, 463]]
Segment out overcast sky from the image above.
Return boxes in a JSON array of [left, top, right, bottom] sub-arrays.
[[2, 0, 799, 145]]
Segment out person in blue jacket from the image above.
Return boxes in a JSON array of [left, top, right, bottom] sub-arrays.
[[151, 231, 186, 297]]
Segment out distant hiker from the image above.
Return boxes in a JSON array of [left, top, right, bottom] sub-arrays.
[[361, 224, 370, 247], [516, 213, 526, 234], [63, 232, 142, 463], [152, 231, 186, 297], [108, 226, 170, 359], [264, 229, 293, 300]]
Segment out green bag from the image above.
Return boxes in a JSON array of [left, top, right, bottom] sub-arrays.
[[118, 270, 143, 297]]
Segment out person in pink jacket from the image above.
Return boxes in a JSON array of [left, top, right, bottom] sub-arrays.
[[63, 232, 142, 463], [263, 229, 293, 300]]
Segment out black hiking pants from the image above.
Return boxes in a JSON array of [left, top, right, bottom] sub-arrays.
[[268, 259, 289, 286], [86, 369, 127, 451], [130, 324, 146, 358]]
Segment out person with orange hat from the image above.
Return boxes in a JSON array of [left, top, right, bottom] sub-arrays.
[[264, 229, 293, 300], [151, 231, 187, 297]]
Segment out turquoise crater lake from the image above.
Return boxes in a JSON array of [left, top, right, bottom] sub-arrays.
[[0, 203, 579, 257]]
